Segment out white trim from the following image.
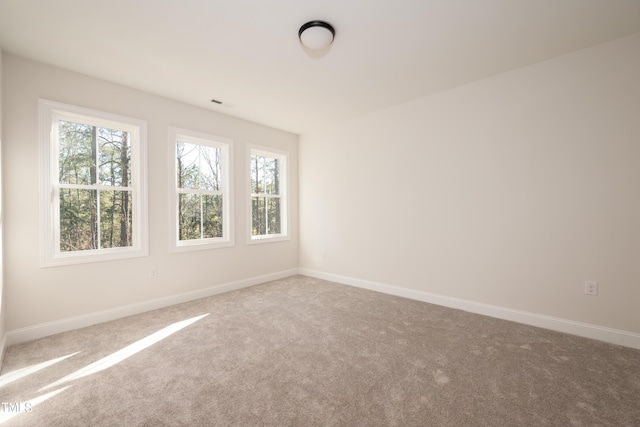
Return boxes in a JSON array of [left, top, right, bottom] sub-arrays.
[[168, 127, 234, 252], [6, 269, 297, 346], [246, 144, 290, 244], [9, 268, 637, 350], [298, 268, 640, 350], [39, 99, 149, 267]]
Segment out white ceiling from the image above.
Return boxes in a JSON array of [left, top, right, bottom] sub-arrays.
[[1, 1, 639, 134]]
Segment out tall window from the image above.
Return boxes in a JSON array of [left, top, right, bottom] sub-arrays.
[[249, 146, 288, 243], [40, 100, 148, 266], [170, 128, 233, 251]]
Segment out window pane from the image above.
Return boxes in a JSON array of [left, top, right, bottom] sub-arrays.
[[251, 154, 279, 195], [179, 193, 201, 241], [42, 101, 148, 266], [59, 188, 98, 251], [199, 146, 222, 191], [177, 141, 200, 190], [100, 190, 133, 248], [250, 155, 262, 194], [177, 141, 221, 191], [267, 197, 281, 234], [265, 158, 279, 195], [58, 120, 96, 185], [202, 194, 223, 238], [252, 196, 266, 236], [99, 128, 131, 187]]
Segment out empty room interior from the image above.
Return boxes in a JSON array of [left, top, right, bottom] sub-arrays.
[[1, 1, 640, 425]]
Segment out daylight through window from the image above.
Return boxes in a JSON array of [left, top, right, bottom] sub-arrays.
[[249, 147, 288, 242], [57, 121, 133, 251], [170, 128, 233, 251], [40, 100, 148, 266]]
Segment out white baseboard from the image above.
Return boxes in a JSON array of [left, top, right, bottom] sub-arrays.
[[6, 269, 298, 346], [8, 268, 639, 351], [298, 268, 640, 350]]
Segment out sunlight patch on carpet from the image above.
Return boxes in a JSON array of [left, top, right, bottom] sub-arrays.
[[0, 352, 80, 388], [40, 314, 209, 391]]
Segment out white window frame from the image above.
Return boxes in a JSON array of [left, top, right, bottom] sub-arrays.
[[247, 144, 289, 244], [39, 99, 148, 267], [169, 127, 234, 252]]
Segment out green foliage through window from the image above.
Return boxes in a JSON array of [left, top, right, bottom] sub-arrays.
[[250, 153, 282, 237], [57, 120, 132, 252], [176, 140, 224, 241]]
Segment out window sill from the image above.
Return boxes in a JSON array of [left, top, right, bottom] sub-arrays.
[[248, 234, 290, 245]]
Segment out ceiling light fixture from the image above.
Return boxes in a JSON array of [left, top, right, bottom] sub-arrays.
[[298, 20, 335, 50]]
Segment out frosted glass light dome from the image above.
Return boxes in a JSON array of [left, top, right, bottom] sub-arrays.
[[299, 21, 335, 50]]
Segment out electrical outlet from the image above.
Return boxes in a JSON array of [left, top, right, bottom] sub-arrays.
[[584, 281, 598, 296], [150, 268, 158, 279]]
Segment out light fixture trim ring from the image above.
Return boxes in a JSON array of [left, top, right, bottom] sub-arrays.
[[298, 20, 335, 42]]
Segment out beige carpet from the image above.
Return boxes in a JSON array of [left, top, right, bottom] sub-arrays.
[[1, 275, 639, 426]]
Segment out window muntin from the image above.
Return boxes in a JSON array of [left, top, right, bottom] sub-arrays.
[[57, 121, 133, 251], [40, 100, 148, 266], [249, 147, 288, 242], [170, 128, 233, 251]]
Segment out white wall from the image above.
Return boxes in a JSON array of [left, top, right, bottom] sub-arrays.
[[299, 33, 640, 335], [2, 54, 298, 333], [0, 49, 6, 360]]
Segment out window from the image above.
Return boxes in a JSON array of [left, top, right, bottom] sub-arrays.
[[248, 146, 288, 243], [169, 127, 233, 251], [39, 100, 148, 266]]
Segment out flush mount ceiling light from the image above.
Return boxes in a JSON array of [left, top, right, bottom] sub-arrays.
[[298, 20, 335, 50]]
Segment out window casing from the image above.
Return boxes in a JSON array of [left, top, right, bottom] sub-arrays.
[[39, 100, 148, 266], [169, 127, 233, 252], [248, 145, 289, 243]]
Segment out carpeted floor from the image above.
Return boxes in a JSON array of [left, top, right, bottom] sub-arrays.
[[1, 275, 639, 426]]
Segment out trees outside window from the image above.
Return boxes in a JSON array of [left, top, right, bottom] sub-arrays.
[[248, 146, 288, 243], [40, 100, 148, 266], [170, 128, 233, 251], [58, 121, 132, 251]]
